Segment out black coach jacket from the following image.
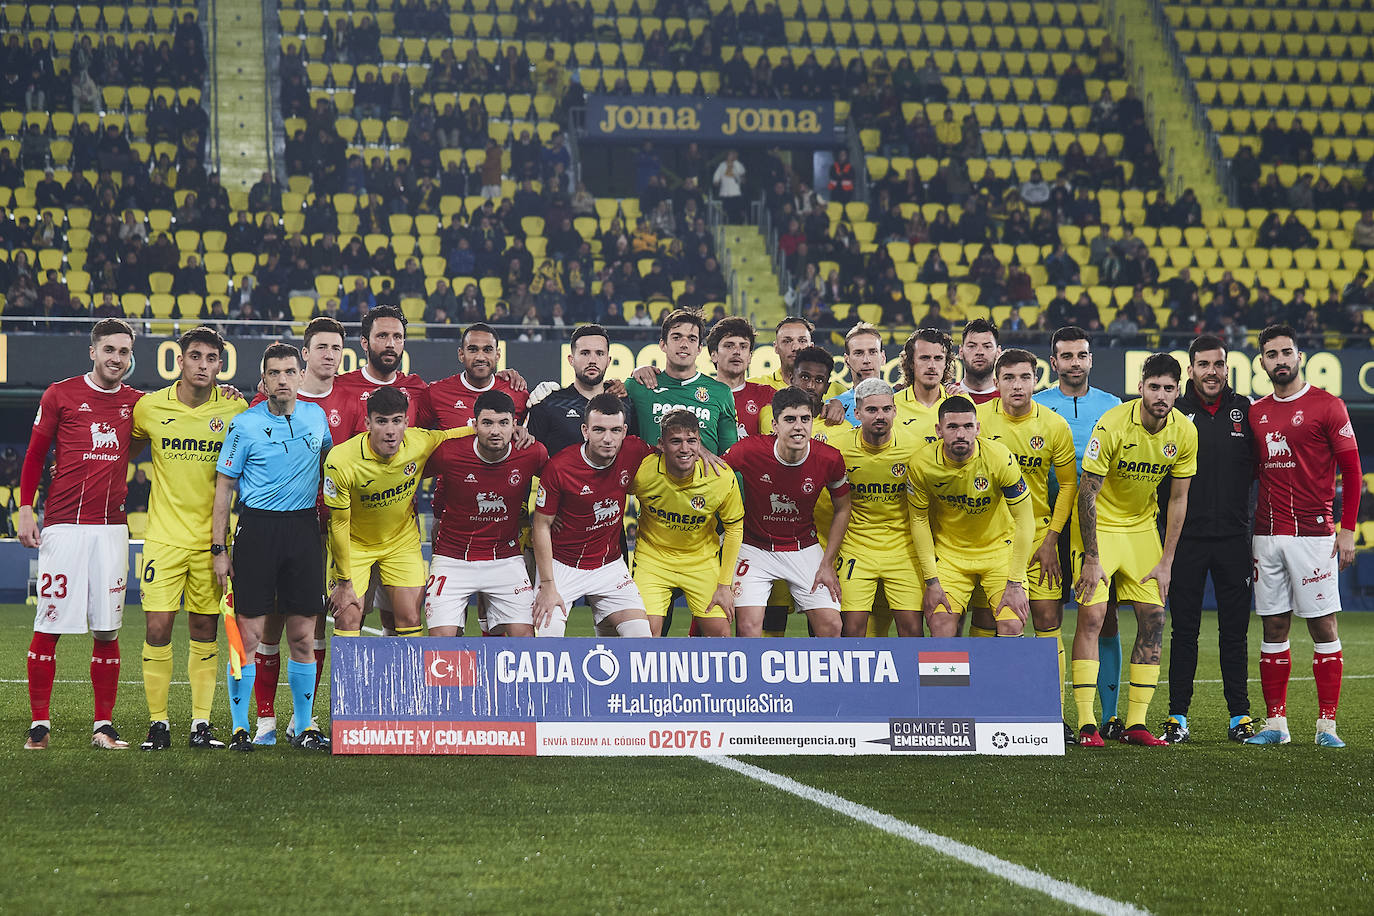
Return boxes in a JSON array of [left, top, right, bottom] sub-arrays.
[[1164, 382, 1255, 540]]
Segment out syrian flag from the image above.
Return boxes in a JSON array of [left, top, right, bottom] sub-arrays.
[[918, 651, 970, 686]]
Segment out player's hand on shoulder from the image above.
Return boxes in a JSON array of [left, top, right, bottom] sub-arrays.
[[697, 444, 729, 475], [630, 365, 660, 388], [512, 425, 536, 450], [820, 399, 847, 426], [603, 378, 629, 398], [219, 384, 244, 400], [496, 367, 528, 392], [527, 380, 559, 407]]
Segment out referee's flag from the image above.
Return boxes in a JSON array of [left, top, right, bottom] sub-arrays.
[[221, 586, 247, 680]]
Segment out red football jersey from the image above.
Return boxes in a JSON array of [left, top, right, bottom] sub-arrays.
[[954, 382, 1000, 405], [29, 375, 143, 525], [534, 436, 654, 568], [1250, 384, 1358, 536], [430, 437, 548, 560], [334, 367, 434, 434], [428, 372, 530, 429], [732, 381, 776, 438], [723, 434, 850, 551]]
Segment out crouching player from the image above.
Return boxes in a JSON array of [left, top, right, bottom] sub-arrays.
[[531, 394, 655, 638], [631, 410, 745, 636], [325, 387, 473, 637], [906, 396, 1034, 637], [425, 390, 548, 637], [724, 387, 851, 637]]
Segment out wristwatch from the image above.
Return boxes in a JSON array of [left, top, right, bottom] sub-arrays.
[[210, 544, 227, 556]]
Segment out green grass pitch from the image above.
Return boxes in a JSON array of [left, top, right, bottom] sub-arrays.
[[0, 604, 1370, 914]]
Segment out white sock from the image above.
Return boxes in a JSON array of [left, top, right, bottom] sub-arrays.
[[257, 643, 280, 657], [1316, 717, 1338, 732], [615, 618, 652, 638], [1266, 715, 1289, 733], [192, 718, 207, 729], [31, 719, 50, 729], [93, 719, 111, 729], [156, 719, 170, 727], [313, 639, 326, 651]]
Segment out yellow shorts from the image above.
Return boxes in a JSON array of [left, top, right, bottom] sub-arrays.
[[330, 538, 427, 591], [633, 556, 725, 620], [970, 557, 1062, 608], [837, 551, 922, 613], [140, 540, 221, 615], [934, 551, 1018, 622], [1071, 528, 1163, 607]]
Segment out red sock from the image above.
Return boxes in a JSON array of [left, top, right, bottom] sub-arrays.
[[27, 632, 59, 722], [254, 648, 281, 718], [314, 646, 326, 695], [1314, 642, 1343, 721], [90, 638, 120, 723], [1258, 641, 1291, 719]]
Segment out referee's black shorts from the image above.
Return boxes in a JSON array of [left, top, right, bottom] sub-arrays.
[[232, 508, 324, 618]]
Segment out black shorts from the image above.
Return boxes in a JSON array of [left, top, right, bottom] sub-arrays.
[[231, 508, 324, 618]]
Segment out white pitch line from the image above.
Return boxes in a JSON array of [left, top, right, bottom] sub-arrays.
[[707, 755, 1150, 916]]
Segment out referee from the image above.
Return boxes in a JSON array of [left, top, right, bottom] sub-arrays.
[[212, 343, 333, 753], [1160, 335, 1256, 744]]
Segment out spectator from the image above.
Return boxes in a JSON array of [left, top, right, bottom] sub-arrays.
[[1020, 168, 1050, 206], [712, 150, 747, 223], [918, 300, 953, 331], [1353, 211, 1374, 249]]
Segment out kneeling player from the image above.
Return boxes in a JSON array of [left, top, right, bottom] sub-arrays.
[[631, 410, 744, 637], [325, 387, 473, 637], [532, 394, 654, 638], [426, 390, 548, 637], [907, 397, 1034, 638], [1073, 354, 1196, 747], [724, 387, 851, 637]]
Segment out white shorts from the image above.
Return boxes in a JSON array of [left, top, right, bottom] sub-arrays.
[[426, 555, 534, 630], [733, 543, 838, 612], [1253, 534, 1341, 618], [33, 524, 129, 635], [536, 557, 645, 629]]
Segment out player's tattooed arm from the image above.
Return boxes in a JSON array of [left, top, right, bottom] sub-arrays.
[[1076, 472, 1104, 559]]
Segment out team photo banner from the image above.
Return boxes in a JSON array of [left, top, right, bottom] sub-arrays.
[[585, 95, 835, 144], [330, 637, 1063, 756]]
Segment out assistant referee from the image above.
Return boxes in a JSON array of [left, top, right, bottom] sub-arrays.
[[212, 343, 333, 753]]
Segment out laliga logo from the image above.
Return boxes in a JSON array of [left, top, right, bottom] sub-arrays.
[[582, 644, 620, 686], [992, 731, 1010, 749]]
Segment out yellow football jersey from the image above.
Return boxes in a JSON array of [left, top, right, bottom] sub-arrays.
[[132, 384, 250, 546], [833, 424, 922, 558], [323, 427, 471, 549], [1082, 400, 1199, 534], [894, 386, 946, 441], [977, 399, 1078, 540], [631, 454, 745, 583], [907, 437, 1029, 558], [749, 368, 848, 399]]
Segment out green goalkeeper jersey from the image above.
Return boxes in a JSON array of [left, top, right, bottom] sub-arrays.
[[624, 372, 739, 454]]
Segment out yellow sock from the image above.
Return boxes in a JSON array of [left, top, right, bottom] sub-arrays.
[[187, 639, 219, 722], [1035, 627, 1066, 708], [334, 628, 361, 638], [1127, 663, 1160, 727], [1072, 659, 1100, 728], [142, 640, 174, 722], [969, 625, 996, 638], [395, 625, 424, 637], [865, 606, 894, 637]]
